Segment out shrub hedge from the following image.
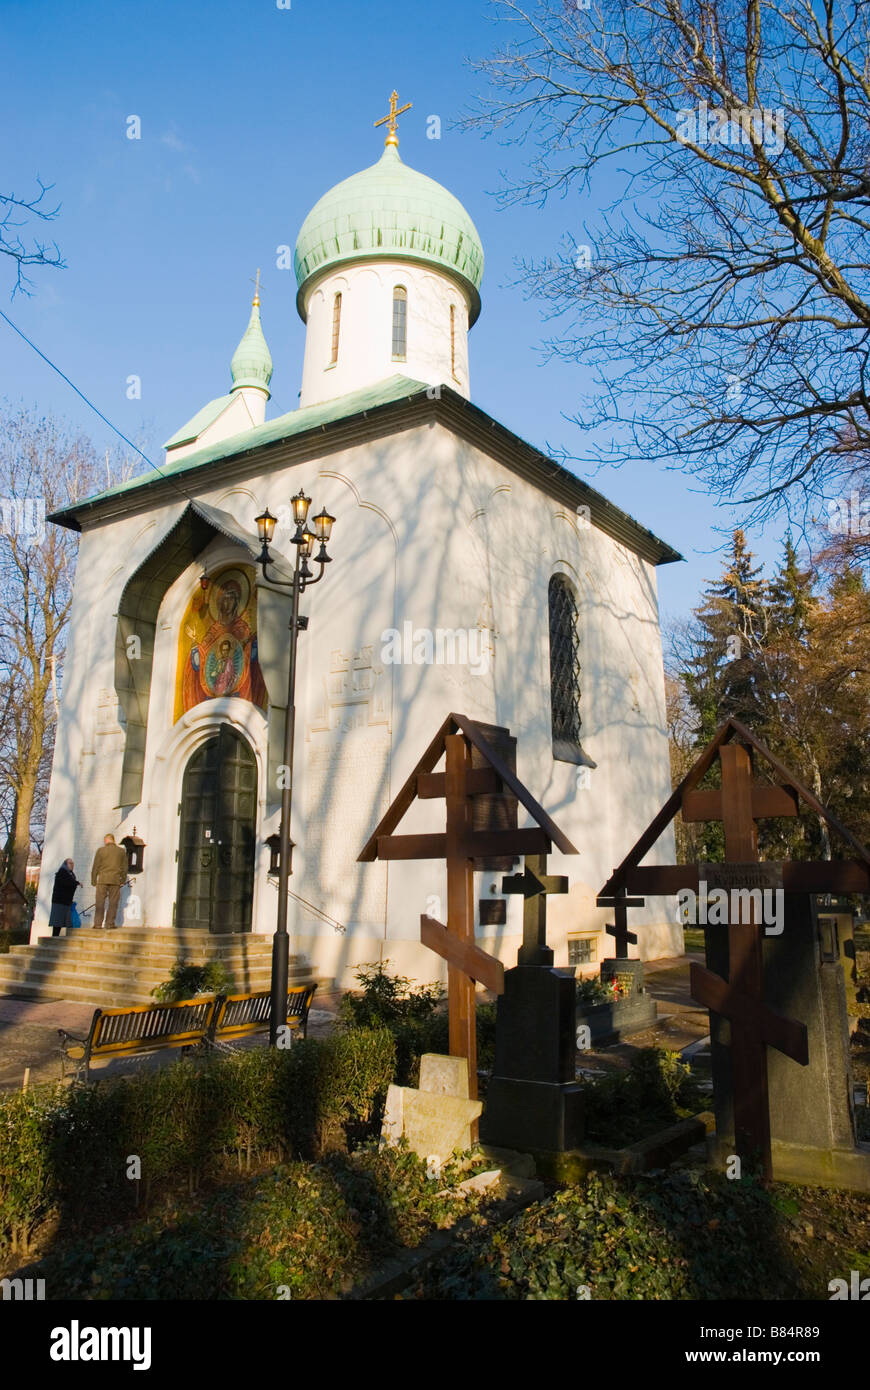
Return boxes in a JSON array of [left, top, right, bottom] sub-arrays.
[[0, 1027, 395, 1256], [18, 1144, 488, 1300], [581, 1048, 705, 1145], [337, 961, 498, 1086]]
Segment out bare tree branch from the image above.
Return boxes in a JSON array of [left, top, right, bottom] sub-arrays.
[[0, 178, 65, 297], [466, 0, 870, 526]]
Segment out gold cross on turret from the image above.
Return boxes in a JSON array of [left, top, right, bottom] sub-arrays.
[[375, 89, 412, 148], [250, 267, 262, 307]]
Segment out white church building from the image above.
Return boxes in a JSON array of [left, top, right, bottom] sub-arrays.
[[35, 111, 683, 986]]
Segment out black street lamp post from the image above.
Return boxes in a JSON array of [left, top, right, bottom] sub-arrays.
[[254, 490, 336, 1045]]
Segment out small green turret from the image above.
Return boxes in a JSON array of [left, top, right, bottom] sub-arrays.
[[231, 274, 273, 397]]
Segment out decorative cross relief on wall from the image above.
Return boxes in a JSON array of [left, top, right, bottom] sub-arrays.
[[303, 647, 391, 929], [95, 688, 126, 740], [307, 646, 389, 737]]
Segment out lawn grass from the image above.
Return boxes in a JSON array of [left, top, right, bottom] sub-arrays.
[[682, 926, 705, 953]]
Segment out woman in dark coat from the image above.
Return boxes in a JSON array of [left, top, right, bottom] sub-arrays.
[[49, 859, 80, 936]]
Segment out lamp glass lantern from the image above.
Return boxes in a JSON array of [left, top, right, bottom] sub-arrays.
[[291, 490, 311, 527], [256, 508, 277, 545], [312, 508, 335, 543]]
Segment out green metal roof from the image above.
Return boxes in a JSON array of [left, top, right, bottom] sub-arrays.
[[294, 145, 484, 324], [230, 299, 273, 395], [164, 394, 234, 450], [63, 376, 431, 516], [47, 375, 682, 568]]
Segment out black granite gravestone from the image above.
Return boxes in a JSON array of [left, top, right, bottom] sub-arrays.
[[576, 957, 658, 1043], [482, 965, 585, 1151], [481, 854, 585, 1155]]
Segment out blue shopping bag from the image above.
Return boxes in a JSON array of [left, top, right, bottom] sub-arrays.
[[69, 902, 82, 929]]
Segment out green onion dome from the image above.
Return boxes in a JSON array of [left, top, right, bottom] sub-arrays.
[[294, 144, 484, 325]]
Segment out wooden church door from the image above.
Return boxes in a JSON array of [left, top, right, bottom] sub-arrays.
[[175, 727, 256, 933]]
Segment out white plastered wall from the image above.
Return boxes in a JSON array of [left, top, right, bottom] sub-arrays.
[[35, 417, 681, 982]]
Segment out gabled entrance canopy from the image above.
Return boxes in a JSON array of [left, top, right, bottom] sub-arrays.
[[114, 499, 294, 809]]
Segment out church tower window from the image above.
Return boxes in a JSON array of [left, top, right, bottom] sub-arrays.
[[330, 293, 342, 365], [548, 574, 584, 761], [450, 304, 457, 379], [392, 286, 408, 360]]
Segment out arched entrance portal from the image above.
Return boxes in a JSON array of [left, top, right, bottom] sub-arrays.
[[175, 726, 256, 933]]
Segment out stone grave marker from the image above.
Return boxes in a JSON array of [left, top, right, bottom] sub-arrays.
[[381, 1054, 482, 1169]]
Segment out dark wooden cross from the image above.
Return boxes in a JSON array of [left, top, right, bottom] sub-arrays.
[[686, 743, 807, 1177], [359, 715, 578, 1102], [596, 884, 644, 958], [501, 854, 568, 967], [600, 719, 870, 1180]]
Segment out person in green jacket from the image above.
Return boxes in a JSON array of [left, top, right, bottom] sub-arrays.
[[91, 834, 129, 929]]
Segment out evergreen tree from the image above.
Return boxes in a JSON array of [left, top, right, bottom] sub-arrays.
[[768, 532, 813, 642], [670, 530, 870, 864], [683, 530, 770, 745]]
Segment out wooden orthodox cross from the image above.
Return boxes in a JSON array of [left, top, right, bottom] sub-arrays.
[[684, 742, 806, 1174], [359, 714, 578, 1100], [599, 718, 870, 1180]]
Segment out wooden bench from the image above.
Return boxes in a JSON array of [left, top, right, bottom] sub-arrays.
[[58, 995, 221, 1083], [58, 984, 318, 1082], [210, 984, 317, 1047]]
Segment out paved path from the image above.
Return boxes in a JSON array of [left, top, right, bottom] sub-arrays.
[[0, 961, 706, 1092], [0, 998, 96, 1090], [0, 993, 342, 1091], [575, 953, 711, 1077]]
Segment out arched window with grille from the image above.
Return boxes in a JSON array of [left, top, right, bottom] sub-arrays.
[[548, 574, 589, 763], [392, 286, 407, 360]]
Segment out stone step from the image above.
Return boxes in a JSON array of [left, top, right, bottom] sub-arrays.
[[17, 937, 276, 962], [0, 968, 284, 997], [0, 928, 311, 1006], [0, 978, 304, 1008], [0, 958, 307, 988], [33, 928, 276, 948], [7, 939, 284, 961], [0, 926, 314, 1006], [0, 980, 168, 1007], [6, 960, 278, 982]]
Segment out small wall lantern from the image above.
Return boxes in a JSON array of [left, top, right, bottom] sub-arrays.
[[266, 833, 295, 876], [121, 828, 146, 875]]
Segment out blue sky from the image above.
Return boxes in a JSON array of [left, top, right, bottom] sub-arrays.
[[0, 0, 791, 625]]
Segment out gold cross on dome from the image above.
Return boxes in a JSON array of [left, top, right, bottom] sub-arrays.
[[375, 89, 412, 148], [249, 267, 262, 307]]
